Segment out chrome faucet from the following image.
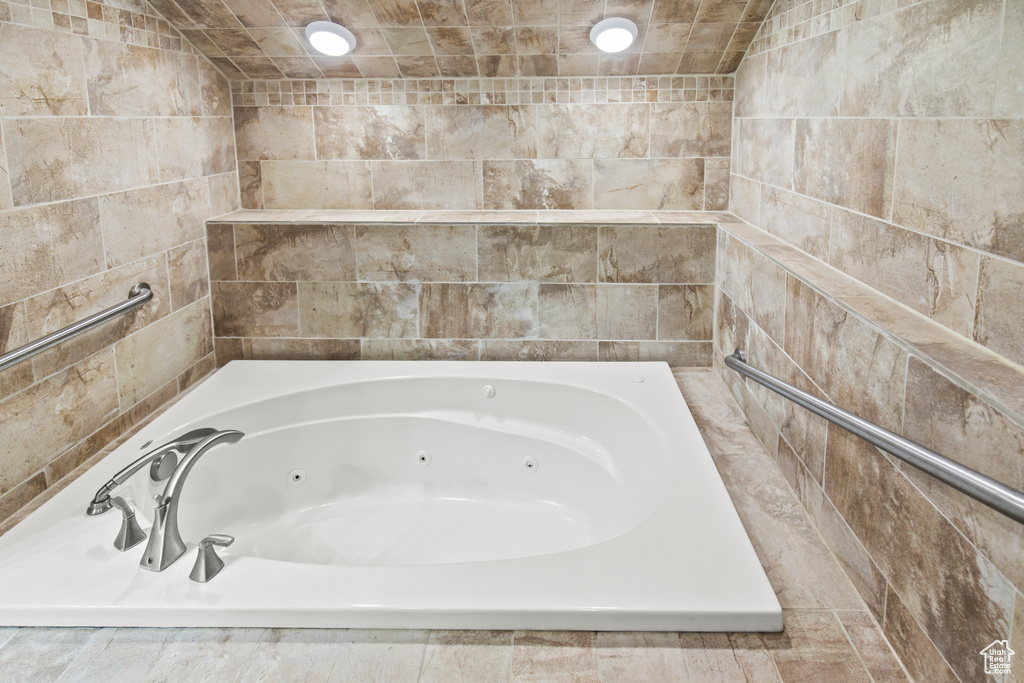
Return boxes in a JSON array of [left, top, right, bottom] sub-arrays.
[[139, 429, 244, 572], [87, 428, 219, 516]]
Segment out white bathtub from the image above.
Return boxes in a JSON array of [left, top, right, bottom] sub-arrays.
[[0, 361, 782, 631]]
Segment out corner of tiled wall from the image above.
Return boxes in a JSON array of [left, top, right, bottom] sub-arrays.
[[0, 0, 239, 531]]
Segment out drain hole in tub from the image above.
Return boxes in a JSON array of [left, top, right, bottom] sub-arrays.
[[416, 450, 432, 466], [288, 469, 306, 485], [522, 456, 538, 471]]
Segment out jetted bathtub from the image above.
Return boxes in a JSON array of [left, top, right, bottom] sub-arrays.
[[0, 361, 782, 631]]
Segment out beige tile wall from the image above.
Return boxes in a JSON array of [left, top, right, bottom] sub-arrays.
[[0, 0, 239, 528], [230, 76, 734, 212], [725, 0, 1024, 678], [207, 219, 717, 364]]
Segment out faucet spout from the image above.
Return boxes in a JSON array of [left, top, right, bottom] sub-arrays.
[[86, 428, 219, 516], [139, 429, 244, 573]]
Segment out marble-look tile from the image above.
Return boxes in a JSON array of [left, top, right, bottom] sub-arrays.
[[361, 338, 480, 360], [0, 23, 88, 116], [55, 628, 191, 681], [99, 179, 210, 266], [592, 632, 687, 682], [825, 428, 1016, 681], [27, 255, 171, 378], [238, 629, 348, 681], [903, 357, 1024, 592], [703, 158, 730, 212], [841, 0, 1001, 117], [679, 632, 781, 682], [765, 30, 843, 118], [732, 118, 793, 190], [0, 350, 118, 497], [538, 284, 596, 339], [836, 611, 910, 682], [717, 232, 786, 341], [593, 159, 704, 211], [483, 159, 593, 210], [125, 628, 267, 682], [650, 102, 731, 158], [674, 370, 766, 456], [298, 282, 418, 338], [0, 303, 33, 400], [199, 60, 232, 117], [168, 240, 210, 312], [419, 630, 512, 683], [596, 285, 657, 340], [374, 160, 481, 210], [315, 105, 426, 160], [420, 283, 537, 339], [206, 223, 237, 281], [418, 210, 536, 223], [892, 118, 1024, 263], [0, 126, 10, 212], [238, 160, 263, 209], [356, 224, 476, 281], [599, 341, 711, 366], [478, 225, 597, 282], [510, 631, 597, 681], [7, 118, 159, 205], [83, 39, 201, 116], [178, 353, 216, 393], [235, 223, 356, 281], [599, 225, 715, 284], [0, 473, 46, 526], [996, 0, 1024, 118], [242, 338, 360, 360], [881, 588, 960, 683], [759, 186, 830, 262], [537, 103, 649, 159], [0, 199, 104, 306], [0, 627, 106, 681], [209, 173, 240, 216], [215, 336, 244, 365], [155, 116, 236, 182], [733, 49, 766, 118], [114, 299, 213, 407], [1012, 593, 1024, 683], [763, 610, 872, 682], [728, 174, 760, 226], [538, 210, 656, 224], [327, 629, 428, 682], [211, 281, 299, 337], [233, 105, 314, 161], [793, 117, 896, 220], [658, 284, 713, 340], [714, 452, 865, 610], [831, 209, 979, 338], [426, 105, 537, 159], [481, 339, 598, 361], [262, 161, 374, 210]]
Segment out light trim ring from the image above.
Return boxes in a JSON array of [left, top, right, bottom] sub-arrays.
[[590, 17, 639, 53], [305, 21, 357, 56]]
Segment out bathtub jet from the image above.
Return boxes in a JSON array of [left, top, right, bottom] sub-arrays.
[[0, 361, 782, 632]]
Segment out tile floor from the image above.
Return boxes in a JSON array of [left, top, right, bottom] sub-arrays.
[[0, 369, 909, 681]]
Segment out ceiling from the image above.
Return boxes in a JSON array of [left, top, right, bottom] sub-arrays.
[[148, 0, 772, 80]]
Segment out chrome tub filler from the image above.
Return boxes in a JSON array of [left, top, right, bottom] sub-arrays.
[[0, 361, 782, 631]]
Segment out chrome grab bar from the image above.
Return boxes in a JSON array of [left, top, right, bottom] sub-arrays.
[[725, 349, 1024, 525], [0, 282, 152, 372]]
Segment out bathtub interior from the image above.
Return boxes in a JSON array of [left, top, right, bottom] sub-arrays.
[[128, 375, 672, 567]]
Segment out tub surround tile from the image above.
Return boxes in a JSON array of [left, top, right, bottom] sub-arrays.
[[0, 627, 106, 681], [599, 225, 716, 284], [538, 284, 597, 340], [262, 160, 374, 210], [596, 285, 657, 341], [974, 256, 1024, 368], [299, 282, 418, 339], [233, 106, 314, 161], [478, 225, 597, 283], [881, 588, 960, 683], [235, 223, 356, 281], [650, 102, 731, 158], [315, 105, 426, 160], [658, 284, 714, 340], [426, 105, 537, 160], [360, 338, 480, 361], [211, 281, 299, 338], [481, 339, 598, 361], [420, 283, 538, 339], [330, 630, 428, 683], [206, 223, 238, 281], [0, 303, 32, 400], [836, 611, 910, 683], [510, 631, 597, 680], [0, 473, 46, 528], [155, 117, 236, 182], [537, 103, 650, 159], [356, 224, 476, 282], [239, 629, 347, 681], [0, 24, 88, 117], [483, 159, 593, 211], [598, 341, 712, 366], [593, 158, 704, 211], [759, 186, 829, 262], [593, 632, 689, 682], [374, 160, 481, 210], [83, 39, 201, 117]]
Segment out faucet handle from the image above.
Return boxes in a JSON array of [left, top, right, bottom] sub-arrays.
[[109, 497, 147, 551], [189, 534, 234, 583]]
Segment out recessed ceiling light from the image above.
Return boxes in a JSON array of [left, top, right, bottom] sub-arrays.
[[590, 17, 638, 53], [305, 21, 357, 56]]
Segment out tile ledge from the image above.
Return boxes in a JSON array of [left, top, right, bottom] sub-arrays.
[[720, 220, 1024, 428], [208, 209, 728, 226]]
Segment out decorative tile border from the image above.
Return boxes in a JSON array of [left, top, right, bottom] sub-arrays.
[[747, 0, 927, 56], [0, 0, 188, 52], [231, 75, 735, 107]]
